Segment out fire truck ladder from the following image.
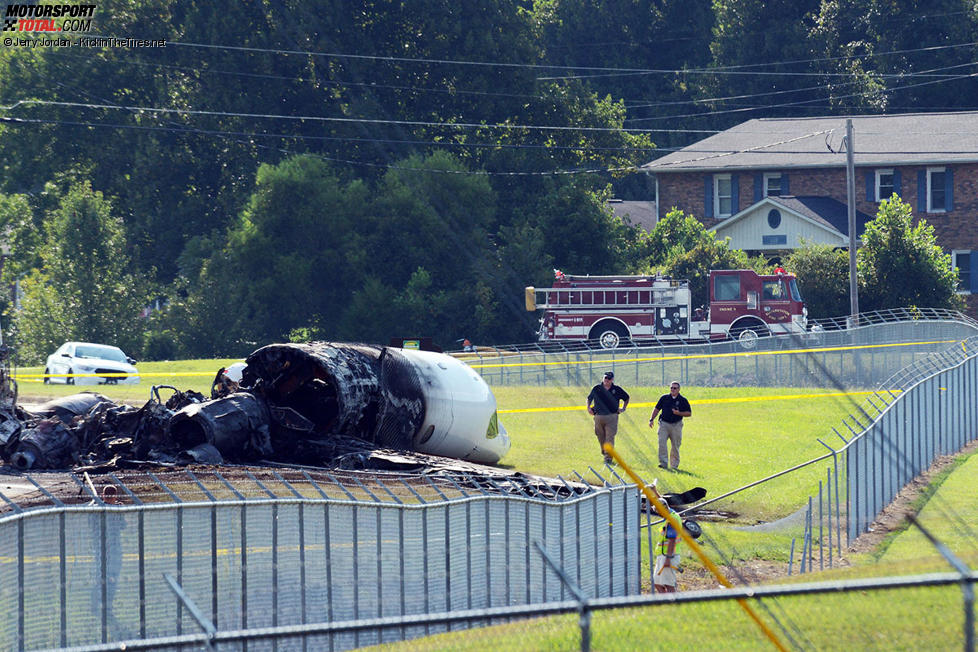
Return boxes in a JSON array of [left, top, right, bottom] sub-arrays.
[[529, 279, 688, 311]]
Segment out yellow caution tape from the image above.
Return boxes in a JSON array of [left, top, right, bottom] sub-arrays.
[[498, 390, 900, 414], [468, 339, 960, 370]]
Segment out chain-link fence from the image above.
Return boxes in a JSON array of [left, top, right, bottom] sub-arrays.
[[464, 312, 978, 388], [0, 469, 641, 651], [45, 568, 977, 651]]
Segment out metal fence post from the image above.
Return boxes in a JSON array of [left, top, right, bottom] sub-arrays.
[[163, 573, 216, 651], [533, 541, 592, 652]]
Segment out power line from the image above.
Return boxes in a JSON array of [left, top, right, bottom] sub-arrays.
[[625, 60, 978, 110], [0, 115, 658, 152], [100, 34, 978, 80], [0, 98, 714, 134], [625, 68, 978, 122]]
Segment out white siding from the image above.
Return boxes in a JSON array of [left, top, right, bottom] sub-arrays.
[[714, 206, 847, 250]]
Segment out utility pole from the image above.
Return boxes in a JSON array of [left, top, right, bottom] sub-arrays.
[[845, 119, 859, 324]]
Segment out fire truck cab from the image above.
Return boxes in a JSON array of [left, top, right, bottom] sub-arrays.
[[525, 269, 807, 349]]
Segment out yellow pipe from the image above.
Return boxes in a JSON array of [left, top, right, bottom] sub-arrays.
[[604, 443, 789, 652]]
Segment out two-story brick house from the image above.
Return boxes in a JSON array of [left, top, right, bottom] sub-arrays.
[[641, 113, 978, 315]]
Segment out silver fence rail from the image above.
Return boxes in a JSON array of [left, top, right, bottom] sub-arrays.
[[463, 307, 978, 356], [51, 569, 978, 651], [845, 336, 978, 541], [0, 469, 641, 651], [787, 333, 978, 574], [463, 315, 978, 388]]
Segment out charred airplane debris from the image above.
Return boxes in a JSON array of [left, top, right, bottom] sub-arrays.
[[0, 342, 514, 478]]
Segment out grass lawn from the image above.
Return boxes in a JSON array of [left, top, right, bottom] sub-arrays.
[[493, 385, 861, 523], [874, 446, 978, 564], [12, 358, 242, 403]]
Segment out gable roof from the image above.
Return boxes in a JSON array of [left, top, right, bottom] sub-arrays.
[[768, 196, 873, 237], [606, 199, 657, 231], [642, 112, 978, 172], [710, 195, 873, 239]]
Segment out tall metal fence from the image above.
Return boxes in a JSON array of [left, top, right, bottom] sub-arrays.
[[464, 311, 978, 388], [783, 332, 978, 575], [846, 335, 978, 541], [0, 469, 640, 651]]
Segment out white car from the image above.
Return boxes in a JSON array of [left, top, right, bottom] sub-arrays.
[[44, 342, 140, 385]]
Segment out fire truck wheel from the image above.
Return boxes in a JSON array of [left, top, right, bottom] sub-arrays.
[[592, 322, 629, 350], [731, 322, 766, 350]]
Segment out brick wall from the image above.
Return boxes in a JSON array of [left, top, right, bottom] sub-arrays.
[[654, 163, 978, 316], [655, 163, 978, 251]]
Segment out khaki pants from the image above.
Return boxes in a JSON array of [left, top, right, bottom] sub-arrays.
[[654, 553, 681, 589], [594, 413, 619, 461], [658, 419, 683, 468]]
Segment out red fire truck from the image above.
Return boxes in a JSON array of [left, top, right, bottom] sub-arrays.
[[525, 269, 807, 349]]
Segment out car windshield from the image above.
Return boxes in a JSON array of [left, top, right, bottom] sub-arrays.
[[74, 344, 128, 363]]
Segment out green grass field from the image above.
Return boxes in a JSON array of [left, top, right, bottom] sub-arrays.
[[10, 363, 977, 650], [494, 385, 860, 523]]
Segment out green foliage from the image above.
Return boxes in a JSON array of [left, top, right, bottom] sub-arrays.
[[9, 270, 68, 365], [636, 208, 715, 270], [141, 326, 180, 362], [12, 182, 148, 364], [664, 237, 751, 310], [857, 196, 963, 312], [4, 2, 978, 354], [784, 241, 851, 318], [0, 192, 43, 283]]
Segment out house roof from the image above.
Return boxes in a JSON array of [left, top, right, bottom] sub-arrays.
[[606, 199, 657, 231], [768, 196, 873, 237], [710, 195, 873, 239], [642, 112, 978, 172]]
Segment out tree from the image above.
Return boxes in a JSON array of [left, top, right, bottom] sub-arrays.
[[13, 182, 148, 363], [664, 236, 752, 310], [857, 196, 962, 311], [635, 208, 713, 270], [784, 241, 850, 318]]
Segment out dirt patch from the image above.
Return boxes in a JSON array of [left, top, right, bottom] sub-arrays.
[[658, 438, 978, 592]]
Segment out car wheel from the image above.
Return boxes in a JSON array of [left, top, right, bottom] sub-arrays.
[[66, 368, 74, 385], [43, 368, 50, 385]]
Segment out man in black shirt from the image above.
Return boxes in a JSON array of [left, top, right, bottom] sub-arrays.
[[587, 371, 629, 464], [649, 381, 692, 470]]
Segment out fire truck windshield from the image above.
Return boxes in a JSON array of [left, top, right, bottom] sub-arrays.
[[788, 278, 803, 302]]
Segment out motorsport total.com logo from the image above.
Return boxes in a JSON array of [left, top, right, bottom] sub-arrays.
[[3, 3, 96, 33]]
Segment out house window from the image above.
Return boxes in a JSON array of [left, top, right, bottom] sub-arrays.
[[875, 169, 894, 201], [927, 167, 947, 212], [763, 173, 782, 197], [714, 174, 732, 218], [953, 250, 971, 294]]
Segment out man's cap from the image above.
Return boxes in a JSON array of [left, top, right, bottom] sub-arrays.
[[604, 371, 614, 379]]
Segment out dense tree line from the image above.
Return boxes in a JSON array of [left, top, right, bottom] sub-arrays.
[[0, 0, 971, 361]]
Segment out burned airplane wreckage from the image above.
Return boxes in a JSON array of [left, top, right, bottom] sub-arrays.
[[0, 342, 514, 474]]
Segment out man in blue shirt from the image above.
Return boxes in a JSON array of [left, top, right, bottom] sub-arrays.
[[649, 380, 692, 470], [586, 371, 629, 464]]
